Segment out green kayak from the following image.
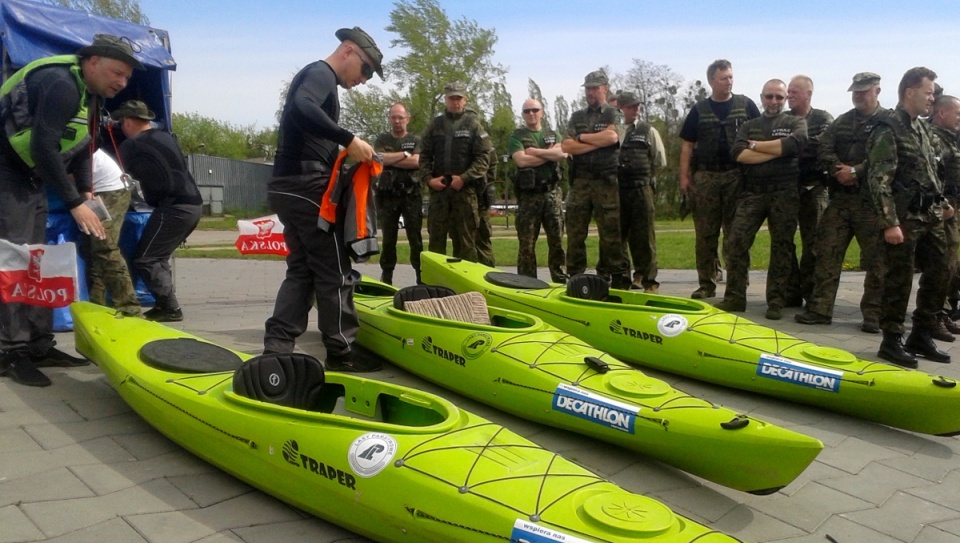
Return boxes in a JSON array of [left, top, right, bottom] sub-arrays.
[[420, 252, 960, 436], [71, 301, 740, 543], [355, 280, 822, 494]]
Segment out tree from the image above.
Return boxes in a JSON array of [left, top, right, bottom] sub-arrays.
[[172, 112, 274, 160], [45, 0, 149, 24]]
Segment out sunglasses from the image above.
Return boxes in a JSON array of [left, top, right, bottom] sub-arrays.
[[763, 94, 786, 101], [353, 50, 374, 79], [522, 108, 541, 114]]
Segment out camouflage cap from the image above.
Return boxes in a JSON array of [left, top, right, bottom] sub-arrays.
[[582, 70, 608, 88], [335, 26, 384, 79], [444, 81, 467, 97], [77, 34, 144, 71], [617, 91, 642, 107], [848, 72, 881, 92], [110, 100, 155, 121]]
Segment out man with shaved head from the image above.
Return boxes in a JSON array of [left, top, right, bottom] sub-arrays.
[[715, 79, 808, 320]]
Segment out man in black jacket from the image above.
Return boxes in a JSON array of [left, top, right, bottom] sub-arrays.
[[113, 100, 203, 323]]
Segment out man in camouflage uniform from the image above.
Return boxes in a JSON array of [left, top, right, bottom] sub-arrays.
[[617, 91, 666, 292], [374, 102, 422, 285], [509, 98, 567, 282], [561, 70, 627, 286], [785, 75, 834, 307], [715, 79, 807, 320], [475, 148, 498, 267], [419, 81, 492, 263], [867, 67, 954, 368], [796, 72, 887, 333], [679, 60, 761, 299], [929, 95, 960, 337]]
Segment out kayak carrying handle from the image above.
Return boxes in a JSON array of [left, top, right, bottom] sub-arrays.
[[933, 376, 958, 388], [584, 356, 610, 373], [720, 415, 750, 430]]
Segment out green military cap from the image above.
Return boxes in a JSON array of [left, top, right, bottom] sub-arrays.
[[110, 100, 155, 121], [77, 34, 145, 71], [848, 72, 881, 91], [335, 26, 384, 79], [582, 70, 609, 88], [617, 91, 642, 107], [444, 81, 467, 97]]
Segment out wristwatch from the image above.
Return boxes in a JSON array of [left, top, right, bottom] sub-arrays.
[[403, 150, 411, 158], [576, 134, 583, 143], [850, 166, 857, 178], [748, 141, 757, 150]]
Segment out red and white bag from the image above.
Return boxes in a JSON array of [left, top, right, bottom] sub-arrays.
[[235, 215, 289, 256], [0, 239, 79, 308]]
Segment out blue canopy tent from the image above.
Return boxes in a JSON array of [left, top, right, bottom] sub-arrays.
[[0, 0, 176, 128]]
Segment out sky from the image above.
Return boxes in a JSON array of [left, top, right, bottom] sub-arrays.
[[138, 0, 960, 131]]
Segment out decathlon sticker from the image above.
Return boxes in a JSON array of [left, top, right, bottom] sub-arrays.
[[552, 383, 639, 434], [347, 433, 398, 478], [756, 353, 843, 393], [511, 519, 593, 543], [657, 314, 688, 337]]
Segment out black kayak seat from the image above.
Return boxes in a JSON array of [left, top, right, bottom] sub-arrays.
[[233, 353, 326, 411], [393, 284, 457, 310], [566, 274, 610, 301], [139, 338, 244, 373]]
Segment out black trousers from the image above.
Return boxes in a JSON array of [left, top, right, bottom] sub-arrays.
[[134, 203, 201, 308]]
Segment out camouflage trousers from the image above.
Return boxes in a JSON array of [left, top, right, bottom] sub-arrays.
[[787, 184, 828, 303], [619, 184, 658, 288], [476, 204, 495, 267], [945, 199, 959, 307], [376, 190, 423, 275], [565, 173, 626, 278], [82, 188, 140, 315], [881, 216, 949, 333], [722, 188, 798, 308], [806, 190, 884, 320], [691, 169, 740, 292], [516, 186, 566, 282], [428, 186, 479, 263]]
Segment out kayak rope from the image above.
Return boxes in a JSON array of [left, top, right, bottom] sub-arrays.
[[404, 507, 511, 540], [399, 421, 607, 529], [122, 374, 255, 447]]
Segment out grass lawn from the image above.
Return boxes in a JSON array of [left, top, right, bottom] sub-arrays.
[[180, 216, 867, 271]]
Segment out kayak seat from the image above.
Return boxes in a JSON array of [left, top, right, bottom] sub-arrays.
[[233, 353, 326, 411], [393, 285, 457, 310], [566, 274, 609, 301]]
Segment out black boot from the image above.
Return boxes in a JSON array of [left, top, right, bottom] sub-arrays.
[[380, 269, 394, 285], [878, 332, 919, 368], [905, 329, 951, 363]]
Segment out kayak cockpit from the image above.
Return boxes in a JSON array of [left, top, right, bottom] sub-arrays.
[[392, 284, 540, 330]]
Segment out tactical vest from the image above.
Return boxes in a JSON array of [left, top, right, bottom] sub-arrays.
[[695, 94, 750, 170], [739, 114, 802, 193], [376, 133, 420, 194], [512, 126, 560, 192], [0, 55, 90, 168], [569, 104, 619, 177], [873, 109, 941, 195], [428, 110, 482, 178], [932, 124, 960, 199], [619, 121, 653, 187]]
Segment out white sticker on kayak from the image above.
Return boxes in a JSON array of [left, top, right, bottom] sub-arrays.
[[348, 433, 398, 478], [657, 314, 688, 337], [511, 519, 593, 543], [552, 384, 639, 434], [757, 353, 843, 393]]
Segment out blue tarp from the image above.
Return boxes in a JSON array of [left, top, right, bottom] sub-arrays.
[[0, 0, 176, 128]]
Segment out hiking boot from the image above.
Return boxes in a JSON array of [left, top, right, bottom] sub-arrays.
[[940, 313, 960, 335], [764, 305, 782, 321], [629, 279, 644, 290], [795, 311, 832, 325], [878, 333, 919, 368], [691, 288, 716, 299], [931, 317, 956, 343], [325, 348, 383, 373], [645, 284, 659, 294], [905, 329, 951, 363], [714, 298, 746, 312], [32, 347, 90, 368], [0, 350, 51, 387], [143, 306, 184, 323], [860, 319, 880, 334], [380, 270, 394, 285]]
